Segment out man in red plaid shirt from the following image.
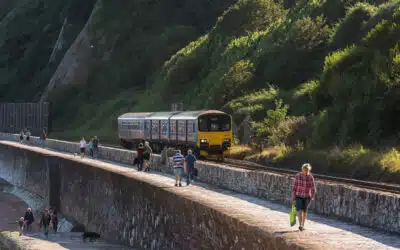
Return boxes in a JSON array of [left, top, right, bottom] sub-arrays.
[[292, 163, 316, 231]]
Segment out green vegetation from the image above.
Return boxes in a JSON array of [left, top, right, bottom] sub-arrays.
[[1, 0, 400, 183]]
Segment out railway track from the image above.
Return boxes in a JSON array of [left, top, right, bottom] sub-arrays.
[[104, 143, 400, 194], [219, 158, 400, 195]]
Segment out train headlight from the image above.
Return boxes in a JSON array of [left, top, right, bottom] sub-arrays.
[[223, 138, 230, 143], [200, 139, 208, 143]]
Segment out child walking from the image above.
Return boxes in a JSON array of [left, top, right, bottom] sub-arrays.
[[17, 217, 25, 236]]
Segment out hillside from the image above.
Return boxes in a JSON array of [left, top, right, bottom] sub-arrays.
[[1, 0, 400, 182]]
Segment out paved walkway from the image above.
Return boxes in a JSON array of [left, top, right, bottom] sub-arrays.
[[7, 232, 133, 249], [1, 141, 400, 250]]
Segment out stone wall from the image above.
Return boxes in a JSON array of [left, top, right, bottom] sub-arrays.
[[0, 143, 304, 250], [0, 133, 399, 234]]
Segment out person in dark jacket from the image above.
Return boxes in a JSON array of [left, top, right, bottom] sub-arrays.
[[92, 136, 99, 158], [184, 149, 197, 186], [24, 207, 35, 232], [39, 208, 51, 237], [51, 210, 58, 233], [136, 143, 145, 171]]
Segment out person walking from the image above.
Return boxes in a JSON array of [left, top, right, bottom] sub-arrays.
[[292, 163, 316, 231], [39, 129, 47, 148], [17, 217, 25, 236], [39, 208, 51, 238], [92, 136, 99, 159], [79, 137, 86, 158], [51, 210, 58, 233], [136, 143, 145, 171], [19, 130, 24, 143], [24, 207, 35, 232], [184, 149, 197, 186], [89, 138, 94, 158], [143, 141, 152, 172], [173, 150, 185, 187], [25, 129, 31, 144]]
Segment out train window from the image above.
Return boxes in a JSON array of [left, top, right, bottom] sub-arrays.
[[198, 115, 231, 132], [198, 118, 208, 131], [187, 120, 194, 133], [178, 120, 186, 135], [210, 123, 220, 131], [152, 121, 159, 133], [132, 121, 140, 130], [161, 121, 168, 133]]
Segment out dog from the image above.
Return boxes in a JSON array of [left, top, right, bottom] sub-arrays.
[[82, 232, 101, 242]]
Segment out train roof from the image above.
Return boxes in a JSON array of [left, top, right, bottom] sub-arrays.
[[145, 111, 181, 120], [118, 110, 228, 121], [118, 112, 153, 120], [170, 110, 227, 120]]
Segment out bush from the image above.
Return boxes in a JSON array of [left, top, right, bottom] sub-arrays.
[[330, 2, 377, 50], [290, 80, 320, 115], [213, 0, 285, 38], [257, 16, 330, 90], [268, 116, 309, 147]]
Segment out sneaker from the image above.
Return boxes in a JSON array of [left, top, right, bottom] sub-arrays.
[[175, 184, 178, 187], [179, 183, 182, 187], [299, 226, 304, 231]]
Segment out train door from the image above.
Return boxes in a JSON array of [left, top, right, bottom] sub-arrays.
[[144, 120, 151, 141], [170, 120, 177, 145], [177, 120, 186, 143]]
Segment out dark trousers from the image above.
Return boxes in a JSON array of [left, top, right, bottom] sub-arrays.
[[137, 158, 143, 170], [26, 222, 33, 232], [43, 224, 49, 237], [93, 147, 99, 158], [52, 221, 58, 232]]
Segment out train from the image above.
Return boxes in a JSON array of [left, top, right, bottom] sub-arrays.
[[117, 110, 232, 159]]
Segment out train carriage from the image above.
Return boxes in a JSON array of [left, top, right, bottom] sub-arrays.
[[117, 112, 151, 148], [117, 110, 232, 159]]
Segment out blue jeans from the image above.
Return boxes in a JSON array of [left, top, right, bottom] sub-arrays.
[[39, 139, 45, 148], [186, 169, 194, 185]]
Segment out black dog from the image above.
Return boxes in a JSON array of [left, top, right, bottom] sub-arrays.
[[82, 232, 101, 242]]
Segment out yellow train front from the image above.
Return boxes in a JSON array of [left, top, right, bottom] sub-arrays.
[[118, 110, 233, 160], [195, 111, 232, 160]]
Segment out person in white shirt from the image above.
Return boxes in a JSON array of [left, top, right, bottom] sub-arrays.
[[79, 138, 87, 158]]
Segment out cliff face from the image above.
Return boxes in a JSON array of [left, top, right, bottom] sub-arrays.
[[0, 0, 97, 101], [40, 0, 101, 101]]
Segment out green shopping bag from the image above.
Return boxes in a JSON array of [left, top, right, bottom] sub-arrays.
[[290, 203, 296, 227]]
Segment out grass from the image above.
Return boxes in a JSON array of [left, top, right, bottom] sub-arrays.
[[227, 144, 400, 184]]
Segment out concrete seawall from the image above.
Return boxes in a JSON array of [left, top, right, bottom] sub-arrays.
[[0, 142, 309, 250], [0, 133, 399, 235]]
